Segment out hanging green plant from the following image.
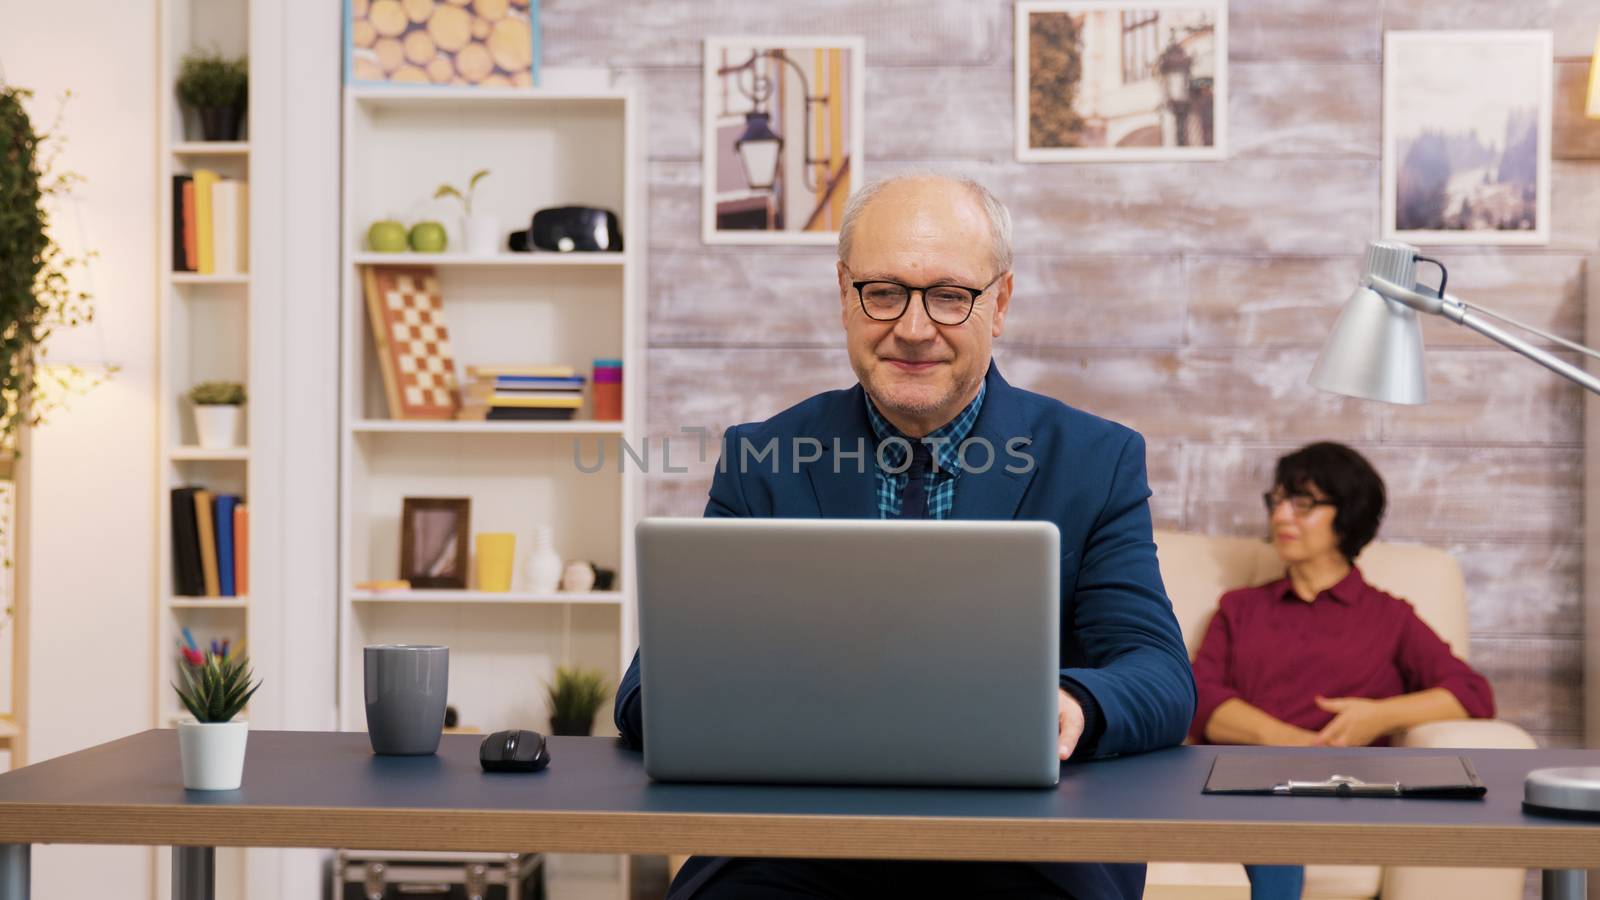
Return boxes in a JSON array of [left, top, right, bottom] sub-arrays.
[[0, 86, 104, 454]]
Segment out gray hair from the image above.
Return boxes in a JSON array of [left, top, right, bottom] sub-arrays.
[[836, 172, 1014, 275]]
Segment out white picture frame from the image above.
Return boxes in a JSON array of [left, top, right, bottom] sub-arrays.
[[1382, 30, 1552, 246], [1015, 0, 1228, 162], [702, 35, 866, 245]]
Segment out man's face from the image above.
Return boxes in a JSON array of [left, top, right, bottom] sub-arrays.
[[837, 179, 1011, 436]]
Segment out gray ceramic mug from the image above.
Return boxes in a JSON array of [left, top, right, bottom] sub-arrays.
[[364, 644, 449, 755]]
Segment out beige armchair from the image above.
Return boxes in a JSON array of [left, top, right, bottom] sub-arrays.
[[1145, 530, 1536, 900]]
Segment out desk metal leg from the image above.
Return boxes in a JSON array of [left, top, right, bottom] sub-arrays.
[[0, 844, 28, 900], [1543, 869, 1585, 900], [172, 847, 214, 900]]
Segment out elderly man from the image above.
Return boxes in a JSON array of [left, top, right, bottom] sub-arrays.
[[615, 174, 1195, 899]]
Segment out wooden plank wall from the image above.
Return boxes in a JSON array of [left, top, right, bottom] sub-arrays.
[[543, 0, 1600, 748]]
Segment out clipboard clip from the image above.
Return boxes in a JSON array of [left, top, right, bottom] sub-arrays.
[[1272, 774, 1403, 796]]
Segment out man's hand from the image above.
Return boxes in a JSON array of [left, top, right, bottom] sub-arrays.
[[1058, 687, 1084, 760], [1314, 695, 1393, 747]]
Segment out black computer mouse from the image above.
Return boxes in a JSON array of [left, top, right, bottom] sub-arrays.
[[479, 729, 551, 773]]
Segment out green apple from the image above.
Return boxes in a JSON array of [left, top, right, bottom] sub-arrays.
[[366, 219, 408, 252], [409, 221, 448, 253]]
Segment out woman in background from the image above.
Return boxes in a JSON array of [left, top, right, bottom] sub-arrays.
[[1189, 442, 1495, 900]]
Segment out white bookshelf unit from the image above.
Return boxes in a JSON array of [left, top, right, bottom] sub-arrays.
[[156, 0, 257, 896], [338, 83, 644, 756]]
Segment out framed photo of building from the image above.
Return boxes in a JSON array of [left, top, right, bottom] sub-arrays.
[[702, 36, 866, 245], [1015, 0, 1228, 162], [1383, 31, 1552, 245], [399, 497, 470, 589]]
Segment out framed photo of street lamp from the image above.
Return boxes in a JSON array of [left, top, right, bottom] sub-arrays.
[[1015, 0, 1227, 162], [702, 36, 866, 245], [1383, 31, 1552, 245]]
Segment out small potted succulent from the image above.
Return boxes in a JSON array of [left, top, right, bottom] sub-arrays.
[[177, 51, 248, 141], [545, 666, 612, 737], [188, 380, 245, 449], [173, 651, 260, 790], [434, 169, 495, 255]]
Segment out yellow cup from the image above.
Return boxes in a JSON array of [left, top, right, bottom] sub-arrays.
[[475, 533, 515, 592]]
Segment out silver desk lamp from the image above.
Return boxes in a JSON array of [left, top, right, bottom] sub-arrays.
[[1310, 240, 1600, 898], [1310, 240, 1600, 402]]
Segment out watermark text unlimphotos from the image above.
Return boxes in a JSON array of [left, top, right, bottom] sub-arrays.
[[572, 427, 1035, 476]]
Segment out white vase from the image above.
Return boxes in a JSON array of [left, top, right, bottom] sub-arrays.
[[463, 214, 501, 256], [193, 405, 242, 448], [523, 526, 563, 594], [177, 719, 249, 790]]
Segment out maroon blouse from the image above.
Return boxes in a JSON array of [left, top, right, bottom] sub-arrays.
[[1189, 566, 1495, 745]]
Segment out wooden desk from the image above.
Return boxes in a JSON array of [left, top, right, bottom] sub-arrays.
[[1, 730, 1599, 899]]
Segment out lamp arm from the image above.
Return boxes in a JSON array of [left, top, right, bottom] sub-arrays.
[[1452, 310, 1600, 395], [1368, 274, 1600, 396], [1452, 299, 1600, 363]]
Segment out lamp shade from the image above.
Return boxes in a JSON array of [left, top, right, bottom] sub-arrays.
[[735, 112, 783, 191], [1588, 27, 1600, 119], [1309, 283, 1428, 405]]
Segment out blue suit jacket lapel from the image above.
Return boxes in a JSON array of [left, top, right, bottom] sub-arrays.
[[951, 364, 1038, 522], [805, 383, 880, 519]]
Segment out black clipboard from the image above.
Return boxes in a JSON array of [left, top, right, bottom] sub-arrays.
[[1204, 753, 1487, 799]]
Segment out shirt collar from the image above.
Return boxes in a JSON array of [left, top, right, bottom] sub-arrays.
[[1275, 565, 1367, 605], [865, 382, 987, 475]]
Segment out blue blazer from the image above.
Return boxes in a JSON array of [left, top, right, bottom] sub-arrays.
[[616, 363, 1196, 900]]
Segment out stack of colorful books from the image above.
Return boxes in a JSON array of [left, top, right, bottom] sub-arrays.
[[459, 365, 587, 420], [171, 487, 248, 598]]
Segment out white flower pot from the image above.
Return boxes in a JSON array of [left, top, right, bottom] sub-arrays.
[[193, 405, 242, 449], [463, 214, 501, 256], [177, 719, 249, 790]]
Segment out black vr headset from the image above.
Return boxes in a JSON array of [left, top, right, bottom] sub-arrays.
[[508, 206, 624, 253]]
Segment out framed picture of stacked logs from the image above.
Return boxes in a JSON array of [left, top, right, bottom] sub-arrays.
[[345, 0, 540, 88]]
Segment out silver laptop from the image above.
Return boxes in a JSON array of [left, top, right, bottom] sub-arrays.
[[635, 518, 1061, 788]]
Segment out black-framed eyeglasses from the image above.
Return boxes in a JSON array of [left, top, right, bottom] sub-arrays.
[[852, 275, 1001, 326], [1262, 490, 1336, 516]]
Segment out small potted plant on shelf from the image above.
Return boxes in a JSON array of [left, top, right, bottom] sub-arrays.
[[177, 51, 248, 141], [173, 651, 260, 790], [545, 666, 612, 737], [434, 169, 495, 255], [188, 380, 245, 449]]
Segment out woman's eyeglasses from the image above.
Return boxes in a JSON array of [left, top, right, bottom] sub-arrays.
[[1262, 490, 1335, 516]]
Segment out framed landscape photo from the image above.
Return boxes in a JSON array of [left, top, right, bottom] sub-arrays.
[[399, 497, 470, 589], [702, 35, 866, 245], [1383, 31, 1552, 245], [1015, 0, 1228, 162]]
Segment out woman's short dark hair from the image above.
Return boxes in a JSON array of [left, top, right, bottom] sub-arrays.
[[1273, 442, 1386, 561]]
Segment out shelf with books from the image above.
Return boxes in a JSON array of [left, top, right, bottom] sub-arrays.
[[169, 597, 249, 610], [172, 273, 249, 285], [339, 78, 644, 744], [351, 590, 623, 606]]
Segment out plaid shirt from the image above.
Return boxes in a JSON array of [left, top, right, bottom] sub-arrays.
[[865, 383, 987, 519]]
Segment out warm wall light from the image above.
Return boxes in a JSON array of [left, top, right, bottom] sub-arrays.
[[1589, 27, 1600, 118]]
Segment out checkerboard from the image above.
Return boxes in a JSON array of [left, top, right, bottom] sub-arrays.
[[362, 265, 459, 419]]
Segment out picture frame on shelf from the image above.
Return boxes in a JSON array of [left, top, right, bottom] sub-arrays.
[[1382, 30, 1552, 245], [1014, 0, 1228, 162], [399, 497, 471, 589], [344, 0, 540, 88], [702, 35, 865, 245]]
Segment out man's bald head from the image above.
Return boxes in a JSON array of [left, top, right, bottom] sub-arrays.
[[836, 173, 1014, 276]]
